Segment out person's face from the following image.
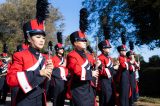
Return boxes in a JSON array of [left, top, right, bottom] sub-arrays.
[[130, 54, 135, 59], [120, 50, 126, 56], [74, 41, 87, 50], [103, 48, 110, 54], [28, 34, 45, 50], [58, 48, 64, 54]]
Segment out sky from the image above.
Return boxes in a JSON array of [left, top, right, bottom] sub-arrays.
[[50, 0, 83, 36], [49, 0, 160, 62], [0, 0, 159, 62]]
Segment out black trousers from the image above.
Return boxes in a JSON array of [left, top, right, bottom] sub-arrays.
[[0, 76, 9, 102], [120, 70, 130, 106], [99, 78, 115, 106], [16, 94, 43, 106], [51, 78, 65, 106], [71, 81, 95, 106], [129, 72, 136, 104]]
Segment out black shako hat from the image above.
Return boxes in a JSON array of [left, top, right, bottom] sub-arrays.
[[23, 0, 49, 43], [70, 8, 88, 45], [55, 32, 64, 51]]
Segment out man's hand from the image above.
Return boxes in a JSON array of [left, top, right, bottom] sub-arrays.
[[46, 59, 54, 70], [114, 64, 119, 70], [92, 70, 99, 78], [40, 69, 52, 79], [39, 59, 54, 79]]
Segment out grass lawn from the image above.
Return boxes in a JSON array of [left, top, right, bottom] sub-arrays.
[[135, 96, 160, 106]]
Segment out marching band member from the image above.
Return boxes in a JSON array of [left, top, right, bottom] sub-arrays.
[[134, 55, 140, 101], [50, 32, 68, 106], [116, 32, 130, 106], [126, 41, 137, 105], [98, 39, 116, 106], [0, 44, 10, 104], [127, 41, 140, 103], [67, 8, 99, 106], [6, 0, 52, 106], [97, 20, 116, 105]]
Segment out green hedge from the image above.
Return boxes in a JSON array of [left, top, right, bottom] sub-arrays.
[[139, 67, 160, 97]]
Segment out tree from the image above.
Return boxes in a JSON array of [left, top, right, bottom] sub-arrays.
[[125, 0, 160, 49], [148, 55, 160, 67], [82, 0, 137, 46], [64, 35, 73, 55], [0, 0, 64, 53], [82, 0, 160, 49]]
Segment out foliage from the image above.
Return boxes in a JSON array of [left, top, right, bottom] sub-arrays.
[[82, 0, 137, 46], [148, 55, 160, 67], [125, 0, 160, 49], [0, 0, 64, 54], [82, 0, 160, 49]]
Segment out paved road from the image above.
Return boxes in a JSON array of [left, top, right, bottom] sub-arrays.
[[0, 96, 70, 106]]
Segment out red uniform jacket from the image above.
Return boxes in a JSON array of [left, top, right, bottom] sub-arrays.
[[127, 59, 140, 72], [67, 50, 92, 81], [86, 53, 95, 66], [116, 56, 129, 82], [6, 47, 47, 106], [0, 53, 8, 57], [118, 56, 132, 98], [52, 55, 68, 80], [0, 60, 3, 67], [67, 50, 96, 106], [98, 54, 117, 95], [98, 54, 113, 78], [119, 56, 128, 71]]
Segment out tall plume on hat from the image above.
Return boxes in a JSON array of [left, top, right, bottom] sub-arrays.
[[36, 0, 49, 24], [3, 44, 8, 53], [129, 41, 134, 51], [57, 32, 63, 44], [101, 15, 110, 40], [121, 31, 126, 45], [79, 8, 89, 33]]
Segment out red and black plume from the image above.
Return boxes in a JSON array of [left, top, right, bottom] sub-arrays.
[[55, 32, 63, 51], [57, 32, 63, 44], [79, 8, 89, 33], [103, 25, 110, 40], [117, 31, 127, 52], [3, 43, 8, 53], [129, 41, 134, 51], [23, 0, 49, 43], [70, 8, 88, 45], [36, 0, 49, 24], [101, 15, 110, 40], [121, 32, 126, 45], [98, 15, 111, 51], [126, 41, 134, 57]]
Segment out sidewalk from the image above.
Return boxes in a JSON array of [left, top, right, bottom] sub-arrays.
[[0, 96, 70, 106]]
